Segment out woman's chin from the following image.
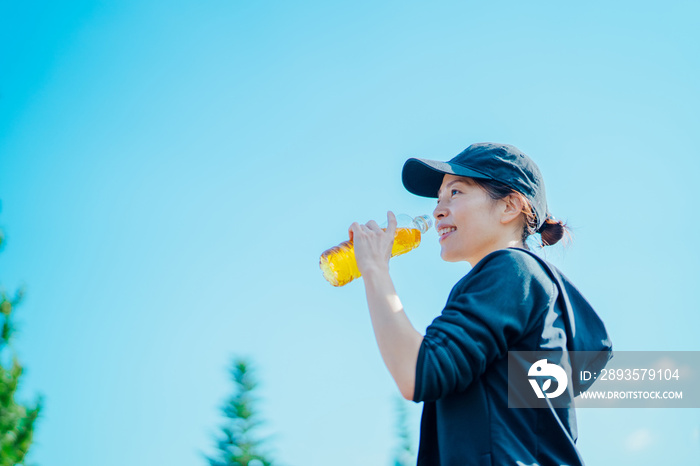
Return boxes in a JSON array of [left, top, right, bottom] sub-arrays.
[[440, 246, 474, 264], [440, 249, 461, 263]]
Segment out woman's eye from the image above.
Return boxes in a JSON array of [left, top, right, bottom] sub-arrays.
[[451, 189, 460, 196]]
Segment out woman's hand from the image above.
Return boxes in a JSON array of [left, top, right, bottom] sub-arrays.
[[349, 211, 397, 277]]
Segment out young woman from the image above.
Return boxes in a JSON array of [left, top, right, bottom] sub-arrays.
[[349, 143, 612, 466]]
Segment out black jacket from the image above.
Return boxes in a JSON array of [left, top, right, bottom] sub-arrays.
[[412, 247, 612, 466]]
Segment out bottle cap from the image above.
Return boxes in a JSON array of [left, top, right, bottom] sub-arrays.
[[413, 214, 433, 233]]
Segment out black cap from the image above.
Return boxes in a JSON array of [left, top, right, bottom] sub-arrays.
[[402, 142, 551, 231]]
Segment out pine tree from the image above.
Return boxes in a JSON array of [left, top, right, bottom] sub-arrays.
[[206, 358, 274, 466], [0, 223, 43, 465]]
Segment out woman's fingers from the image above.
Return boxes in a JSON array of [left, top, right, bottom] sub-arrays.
[[365, 219, 381, 231], [347, 214, 397, 274], [348, 223, 357, 241], [386, 211, 397, 236], [348, 215, 397, 246]]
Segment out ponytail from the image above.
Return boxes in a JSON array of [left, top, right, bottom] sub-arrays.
[[538, 217, 569, 247]]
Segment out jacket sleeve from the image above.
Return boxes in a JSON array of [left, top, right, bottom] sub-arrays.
[[412, 249, 555, 402]]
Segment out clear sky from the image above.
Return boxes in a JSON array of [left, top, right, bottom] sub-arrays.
[[1, 1, 699, 465]]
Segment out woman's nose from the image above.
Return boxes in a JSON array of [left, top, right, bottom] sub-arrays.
[[433, 203, 447, 220]]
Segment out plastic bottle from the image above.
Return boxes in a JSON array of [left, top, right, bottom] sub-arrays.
[[319, 214, 432, 287]]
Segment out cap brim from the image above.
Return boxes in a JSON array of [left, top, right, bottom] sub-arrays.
[[402, 158, 494, 198]]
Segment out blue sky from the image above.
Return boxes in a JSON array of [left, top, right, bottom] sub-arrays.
[[1, 1, 699, 464]]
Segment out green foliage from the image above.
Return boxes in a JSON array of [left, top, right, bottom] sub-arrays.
[[391, 395, 415, 466], [0, 223, 43, 465], [206, 358, 274, 466]]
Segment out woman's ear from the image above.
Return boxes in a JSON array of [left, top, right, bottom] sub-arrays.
[[500, 193, 526, 225]]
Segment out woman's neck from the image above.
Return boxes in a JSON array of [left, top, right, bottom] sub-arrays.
[[468, 238, 525, 266]]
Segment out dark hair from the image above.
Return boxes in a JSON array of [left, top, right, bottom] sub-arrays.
[[468, 178, 569, 248]]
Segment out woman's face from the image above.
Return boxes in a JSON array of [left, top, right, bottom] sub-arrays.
[[432, 174, 505, 265]]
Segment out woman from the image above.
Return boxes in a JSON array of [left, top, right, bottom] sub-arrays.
[[350, 143, 612, 466]]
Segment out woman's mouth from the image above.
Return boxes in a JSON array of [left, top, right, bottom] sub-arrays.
[[438, 226, 457, 241]]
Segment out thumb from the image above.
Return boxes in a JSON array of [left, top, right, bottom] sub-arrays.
[[386, 211, 397, 236]]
